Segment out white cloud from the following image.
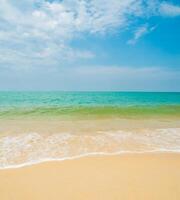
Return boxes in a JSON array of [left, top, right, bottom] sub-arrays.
[[127, 24, 156, 45], [0, 0, 179, 70], [0, 0, 144, 69], [159, 2, 180, 17]]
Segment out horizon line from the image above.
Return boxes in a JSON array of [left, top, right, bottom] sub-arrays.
[[0, 90, 180, 93]]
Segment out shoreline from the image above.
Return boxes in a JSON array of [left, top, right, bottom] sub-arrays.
[[1, 151, 180, 170], [1, 119, 180, 170]]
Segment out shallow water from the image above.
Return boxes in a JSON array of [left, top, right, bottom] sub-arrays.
[[0, 92, 180, 119]]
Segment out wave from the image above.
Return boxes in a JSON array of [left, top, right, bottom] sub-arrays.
[[0, 128, 180, 169]]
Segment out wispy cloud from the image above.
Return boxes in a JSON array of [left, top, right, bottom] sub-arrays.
[[127, 24, 156, 45], [159, 1, 180, 17], [0, 0, 143, 69], [0, 0, 179, 70]]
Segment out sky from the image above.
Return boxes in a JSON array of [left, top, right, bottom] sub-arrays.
[[0, 0, 180, 91]]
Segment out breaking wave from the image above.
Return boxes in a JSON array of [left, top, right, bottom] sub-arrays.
[[0, 128, 180, 169]]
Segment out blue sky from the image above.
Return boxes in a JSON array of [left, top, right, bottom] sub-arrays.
[[0, 0, 180, 91]]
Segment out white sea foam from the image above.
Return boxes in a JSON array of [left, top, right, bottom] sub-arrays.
[[0, 128, 180, 169]]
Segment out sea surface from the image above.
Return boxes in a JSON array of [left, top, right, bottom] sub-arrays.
[[1, 91, 180, 107], [0, 91, 180, 119], [0, 92, 180, 168]]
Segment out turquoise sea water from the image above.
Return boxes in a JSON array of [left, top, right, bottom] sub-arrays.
[[0, 92, 180, 119], [1, 92, 180, 107]]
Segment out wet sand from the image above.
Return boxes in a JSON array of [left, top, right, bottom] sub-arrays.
[[0, 153, 180, 200], [0, 118, 180, 137]]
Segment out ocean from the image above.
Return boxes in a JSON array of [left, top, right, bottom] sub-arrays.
[[0, 91, 180, 168], [0, 91, 180, 119], [1, 91, 180, 107]]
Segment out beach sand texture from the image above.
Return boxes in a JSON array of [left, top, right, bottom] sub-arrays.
[[0, 153, 180, 200]]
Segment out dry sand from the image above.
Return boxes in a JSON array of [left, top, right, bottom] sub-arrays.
[[0, 153, 180, 200]]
